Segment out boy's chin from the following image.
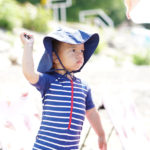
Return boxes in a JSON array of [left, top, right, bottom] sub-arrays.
[[68, 65, 83, 72], [72, 67, 82, 72]]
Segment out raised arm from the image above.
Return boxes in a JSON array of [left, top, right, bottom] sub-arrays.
[[20, 33, 39, 84]]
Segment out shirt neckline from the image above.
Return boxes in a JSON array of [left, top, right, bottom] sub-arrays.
[[53, 71, 76, 81]]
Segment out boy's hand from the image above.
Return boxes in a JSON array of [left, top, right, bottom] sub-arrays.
[[20, 33, 34, 47], [98, 134, 107, 150]]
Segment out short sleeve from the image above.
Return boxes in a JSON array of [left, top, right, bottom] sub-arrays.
[[86, 88, 95, 110], [31, 73, 54, 97]]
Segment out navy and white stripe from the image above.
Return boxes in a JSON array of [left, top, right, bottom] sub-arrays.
[[32, 74, 92, 150]]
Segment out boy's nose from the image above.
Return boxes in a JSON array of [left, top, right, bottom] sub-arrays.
[[76, 52, 83, 59]]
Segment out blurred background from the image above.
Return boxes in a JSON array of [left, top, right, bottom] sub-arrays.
[[0, 0, 150, 150]]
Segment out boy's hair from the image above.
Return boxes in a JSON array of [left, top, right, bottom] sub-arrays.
[[52, 39, 62, 67], [52, 39, 61, 52]]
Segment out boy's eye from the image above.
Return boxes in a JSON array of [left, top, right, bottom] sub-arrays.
[[81, 50, 84, 53], [72, 49, 76, 52]]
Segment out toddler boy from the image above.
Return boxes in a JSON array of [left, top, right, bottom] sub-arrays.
[[20, 27, 107, 150]]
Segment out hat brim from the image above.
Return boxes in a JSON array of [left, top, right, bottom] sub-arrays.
[[37, 37, 53, 73], [74, 33, 99, 72]]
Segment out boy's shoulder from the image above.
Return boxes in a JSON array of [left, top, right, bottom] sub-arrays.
[[75, 76, 90, 90], [40, 72, 56, 80]]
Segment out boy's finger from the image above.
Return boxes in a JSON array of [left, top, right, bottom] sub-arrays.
[[20, 33, 25, 43], [24, 34, 31, 39], [20, 32, 24, 38], [29, 34, 34, 40], [99, 139, 107, 150], [103, 142, 107, 150], [99, 141, 103, 149], [20, 32, 27, 40]]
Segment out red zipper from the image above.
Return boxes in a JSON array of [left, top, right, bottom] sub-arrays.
[[68, 79, 74, 129]]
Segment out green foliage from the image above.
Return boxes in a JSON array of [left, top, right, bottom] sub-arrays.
[[67, 0, 126, 26], [132, 49, 150, 65], [0, 0, 51, 33], [107, 1, 126, 26], [94, 40, 106, 54], [0, 0, 22, 30], [22, 5, 51, 33], [16, 0, 40, 4], [111, 54, 126, 66]]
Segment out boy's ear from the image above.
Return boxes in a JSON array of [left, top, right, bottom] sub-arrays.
[[52, 52, 59, 64]]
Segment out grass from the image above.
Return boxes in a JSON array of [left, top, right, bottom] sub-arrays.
[[132, 49, 150, 65]]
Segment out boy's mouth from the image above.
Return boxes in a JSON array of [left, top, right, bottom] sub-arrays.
[[76, 60, 83, 65]]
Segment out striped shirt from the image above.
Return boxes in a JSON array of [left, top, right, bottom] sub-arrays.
[[32, 72, 95, 150]]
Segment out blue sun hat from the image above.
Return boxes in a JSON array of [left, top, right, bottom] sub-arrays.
[[37, 27, 99, 74]]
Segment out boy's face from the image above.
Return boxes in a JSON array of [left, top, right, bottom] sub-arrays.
[[54, 42, 84, 72]]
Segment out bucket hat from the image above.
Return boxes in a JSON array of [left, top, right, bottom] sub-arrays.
[[37, 27, 99, 73]]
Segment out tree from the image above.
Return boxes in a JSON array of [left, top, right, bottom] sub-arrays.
[[67, 0, 126, 26]]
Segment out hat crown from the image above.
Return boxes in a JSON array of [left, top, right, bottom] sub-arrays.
[[46, 27, 91, 44]]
